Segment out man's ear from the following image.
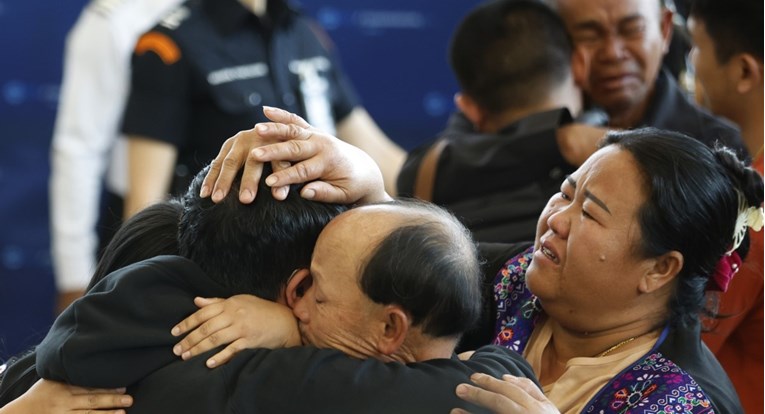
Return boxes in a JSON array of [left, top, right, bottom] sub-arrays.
[[284, 268, 311, 309], [376, 305, 410, 356], [454, 93, 485, 129], [659, 7, 674, 54], [732, 53, 763, 95], [638, 251, 684, 294]]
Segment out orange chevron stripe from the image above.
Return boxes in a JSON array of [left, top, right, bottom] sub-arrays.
[[135, 32, 181, 65]]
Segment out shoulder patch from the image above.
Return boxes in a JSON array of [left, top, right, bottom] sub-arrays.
[[135, 32, 182, 65], [87, 0, 128, 18], [159, 5, 191, 30]]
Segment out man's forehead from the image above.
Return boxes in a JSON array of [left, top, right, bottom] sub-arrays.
[[557, 0, 660, 22], [328, 204, 416, 235], [314, 205, 413, 266]]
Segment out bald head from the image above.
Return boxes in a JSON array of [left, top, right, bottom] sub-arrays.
[[293, 200, 482, 361], [350, 201, 482, 338]]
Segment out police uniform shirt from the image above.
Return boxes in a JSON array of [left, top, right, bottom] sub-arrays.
[[121, 0, 359, 188]]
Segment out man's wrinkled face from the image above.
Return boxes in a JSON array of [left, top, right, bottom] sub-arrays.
[[557, 0, 671, 117], [291, 206, 402, 359]]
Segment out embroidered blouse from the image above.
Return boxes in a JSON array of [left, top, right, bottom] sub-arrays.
[[491, 247, 743, 414]]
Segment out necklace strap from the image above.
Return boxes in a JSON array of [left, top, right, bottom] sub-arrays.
[[598, 336, 637, 357]]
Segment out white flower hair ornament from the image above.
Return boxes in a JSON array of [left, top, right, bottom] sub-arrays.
[[729, 192, 765, 254], [710, 193, 764, 292]]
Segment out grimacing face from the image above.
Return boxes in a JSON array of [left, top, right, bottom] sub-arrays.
[[290, 206, 399, 360], [527, 145, 656, 333], [556, 0, 672, 119]]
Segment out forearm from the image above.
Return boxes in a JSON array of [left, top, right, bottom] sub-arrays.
[[124, 136, 177, 218]]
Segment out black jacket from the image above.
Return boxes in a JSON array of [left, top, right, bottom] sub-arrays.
[[33, 255, 537, 413], [397, 109, 575, 244]]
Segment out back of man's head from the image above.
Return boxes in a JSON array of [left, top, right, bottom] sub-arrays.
[[690, 0, 763, 63], [359, 200, 482, 340], [179, 165, 347, 301], [450, 0, 573, 114]]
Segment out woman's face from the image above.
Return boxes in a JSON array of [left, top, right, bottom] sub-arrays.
[[527, 145, 656, 332]]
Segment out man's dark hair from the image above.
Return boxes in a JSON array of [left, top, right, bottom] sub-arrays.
[[449, 0, 573, 114], [359, 200, 482, 339], [179, 165, 347, 301], [690, 0, 763, 62]]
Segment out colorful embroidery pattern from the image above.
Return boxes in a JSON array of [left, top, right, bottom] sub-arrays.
[[492, 247, 538, 354], [584, 352, 715, 414]]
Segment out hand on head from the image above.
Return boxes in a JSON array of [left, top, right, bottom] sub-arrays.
[[201, 106, 390, 206]]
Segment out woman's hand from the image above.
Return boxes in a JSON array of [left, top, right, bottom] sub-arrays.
[[2, 379, 132, 414], [171, 295, 301, 368], [451, 374, 559, 414], [201, 106, 390, 206]]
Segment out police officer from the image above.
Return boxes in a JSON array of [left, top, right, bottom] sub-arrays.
[[122, 0, 404, 217]]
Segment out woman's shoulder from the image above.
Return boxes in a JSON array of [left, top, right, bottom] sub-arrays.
[[585, 325, 742, 413]]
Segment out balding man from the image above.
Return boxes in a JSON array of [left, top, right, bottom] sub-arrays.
[[292, 201, 482, 362]]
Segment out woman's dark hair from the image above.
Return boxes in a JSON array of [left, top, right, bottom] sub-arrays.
[[602, 128, 763, 329], [88, 200, 183, 290]]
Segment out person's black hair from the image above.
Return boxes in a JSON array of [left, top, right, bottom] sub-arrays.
[[690, 0, 763, 62], [179, 165, 347, 301], [358, 199, 482, 339], [449, 0, 573, 114], [88, 200, 183, 291], [602, 128, 763, 329]]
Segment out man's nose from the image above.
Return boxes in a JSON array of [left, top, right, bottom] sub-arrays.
[[598, 33, 628, 61]]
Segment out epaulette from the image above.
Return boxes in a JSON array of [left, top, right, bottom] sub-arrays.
[[159, 5, 191, 30], [87, 0, 128, 18]]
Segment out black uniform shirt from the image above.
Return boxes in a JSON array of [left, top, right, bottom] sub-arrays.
[[397, 109, 575, 244], [122, 0, 359, 190]]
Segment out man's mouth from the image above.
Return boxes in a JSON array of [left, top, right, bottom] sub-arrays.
[[595, 73, 638, 92]]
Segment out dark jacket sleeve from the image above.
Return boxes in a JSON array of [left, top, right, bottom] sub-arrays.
[[35, 256, 231, 388], [0, 351, 39, 407], [224, 345, 538, 414]]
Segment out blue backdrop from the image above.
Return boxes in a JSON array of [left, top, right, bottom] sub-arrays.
[[0, 0, 481, 360]]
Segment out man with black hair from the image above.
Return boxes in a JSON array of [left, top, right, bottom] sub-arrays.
[[35, 166, 536, 412], [178, 165, 346, 301], [397, 0, 603, 244], [687, 1, 763, 411]]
